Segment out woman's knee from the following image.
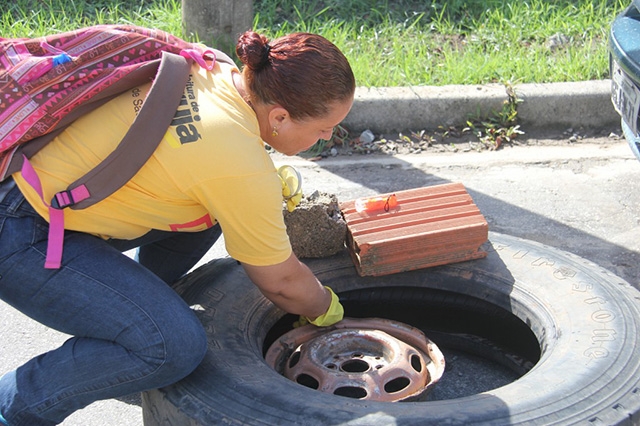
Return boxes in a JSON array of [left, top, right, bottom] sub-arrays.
[[153, 311, 208, 383]]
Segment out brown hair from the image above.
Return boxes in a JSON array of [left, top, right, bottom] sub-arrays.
[[236, 31, 355, 121]]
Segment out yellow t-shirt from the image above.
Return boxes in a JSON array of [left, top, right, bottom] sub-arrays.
[[13, 62, 292, 266]]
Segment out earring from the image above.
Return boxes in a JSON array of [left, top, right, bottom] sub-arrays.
[[272, 127, 279, 137]]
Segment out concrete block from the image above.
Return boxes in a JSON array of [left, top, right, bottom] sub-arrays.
[[341, 80, 619, 135], [515, 80, 618, 130], [343, 84, 507, 133], [284, 192, 347, 258]]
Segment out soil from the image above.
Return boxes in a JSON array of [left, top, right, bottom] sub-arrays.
[[269, 124, 624, 162]]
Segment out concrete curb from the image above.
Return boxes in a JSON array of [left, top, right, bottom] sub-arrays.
[[343, 79, 619, 134]]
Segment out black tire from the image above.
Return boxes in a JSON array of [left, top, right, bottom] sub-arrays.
[[142, 232, 640, 425]]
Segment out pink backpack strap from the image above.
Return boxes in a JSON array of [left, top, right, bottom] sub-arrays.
[[180, 48, 234, 71], [20, 155, 64, 269], [180, 49, 215, 70]]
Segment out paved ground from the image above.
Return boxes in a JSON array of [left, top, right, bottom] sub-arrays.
[[1, 126, 638, 425], [3, 69, 640, 426], [274, 128, 640, 289]]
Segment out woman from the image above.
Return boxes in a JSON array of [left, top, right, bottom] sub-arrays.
[[0, 29, 354, 425]]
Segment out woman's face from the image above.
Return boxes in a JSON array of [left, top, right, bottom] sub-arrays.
[[265, 97, 353, 156]]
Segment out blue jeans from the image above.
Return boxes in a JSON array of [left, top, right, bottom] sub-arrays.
[[0, 178, 220, 425]]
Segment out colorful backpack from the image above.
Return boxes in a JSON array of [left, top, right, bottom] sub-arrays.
[[0, 25, 234, 268]]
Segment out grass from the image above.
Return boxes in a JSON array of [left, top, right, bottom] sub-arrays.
[[255, 0, 626, 86], [0, 0, 628, 152], [1, 0, 183, 37], [0, 0, 627, 87]]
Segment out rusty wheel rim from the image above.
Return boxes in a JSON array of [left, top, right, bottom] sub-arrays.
[[265, 318, 445, 402]]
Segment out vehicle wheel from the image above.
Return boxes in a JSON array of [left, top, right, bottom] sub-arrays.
[[142, 232, 640, 425]]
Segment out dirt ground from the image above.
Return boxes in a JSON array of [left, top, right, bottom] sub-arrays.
[[270, 123, 624, 162]]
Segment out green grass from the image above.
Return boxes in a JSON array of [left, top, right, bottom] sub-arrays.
[[1, 0, 183, 37], [0, 0, 627, 87]]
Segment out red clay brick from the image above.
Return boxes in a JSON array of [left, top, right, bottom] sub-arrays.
[[340, 183, 488, 276]]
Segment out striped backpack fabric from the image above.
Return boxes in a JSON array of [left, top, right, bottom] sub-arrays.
[[0, 25, 233, 268]]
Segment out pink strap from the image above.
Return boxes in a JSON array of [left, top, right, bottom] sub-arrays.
[[180, 48, 217, 71], [20, 155, 64, 269], [53, 185, 90, 208]]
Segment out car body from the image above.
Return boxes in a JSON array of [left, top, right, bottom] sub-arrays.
[[610, 1, 640, 160]]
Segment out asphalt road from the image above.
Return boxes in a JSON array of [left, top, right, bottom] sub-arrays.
[[1, 129, 639, 425]]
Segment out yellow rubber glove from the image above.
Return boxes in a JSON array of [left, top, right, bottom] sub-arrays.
[[278, 165, 303, 212], [294, 286, 344, 327]]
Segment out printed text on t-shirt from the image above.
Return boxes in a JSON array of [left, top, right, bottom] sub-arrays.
[[170, 76, 201, 144]]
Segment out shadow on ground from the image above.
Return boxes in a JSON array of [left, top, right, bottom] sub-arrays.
[[299, 146, 640, 290]]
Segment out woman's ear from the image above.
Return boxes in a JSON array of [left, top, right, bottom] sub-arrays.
[[268, 106, 291, 129]]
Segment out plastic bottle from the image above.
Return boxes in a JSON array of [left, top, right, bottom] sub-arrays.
[[355, 194, 398, 213]]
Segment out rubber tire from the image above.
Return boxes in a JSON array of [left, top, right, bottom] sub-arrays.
[[141, 232, 640, 425]]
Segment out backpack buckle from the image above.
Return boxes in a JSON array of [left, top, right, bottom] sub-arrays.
[[50, 185, 91, 209], [51, 190, 76, 209]]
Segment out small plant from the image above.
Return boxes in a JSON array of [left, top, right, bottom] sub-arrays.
[[465, 82, 525, 150], [303, 124, 350, 156]]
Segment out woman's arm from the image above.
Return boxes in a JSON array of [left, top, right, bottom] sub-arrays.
[[241, 251, 331, 320]]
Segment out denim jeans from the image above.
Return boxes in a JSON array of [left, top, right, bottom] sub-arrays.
[[0, 178, 221, 425]]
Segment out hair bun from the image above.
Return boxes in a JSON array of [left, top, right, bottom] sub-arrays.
[[236, 31, 271, 70]]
